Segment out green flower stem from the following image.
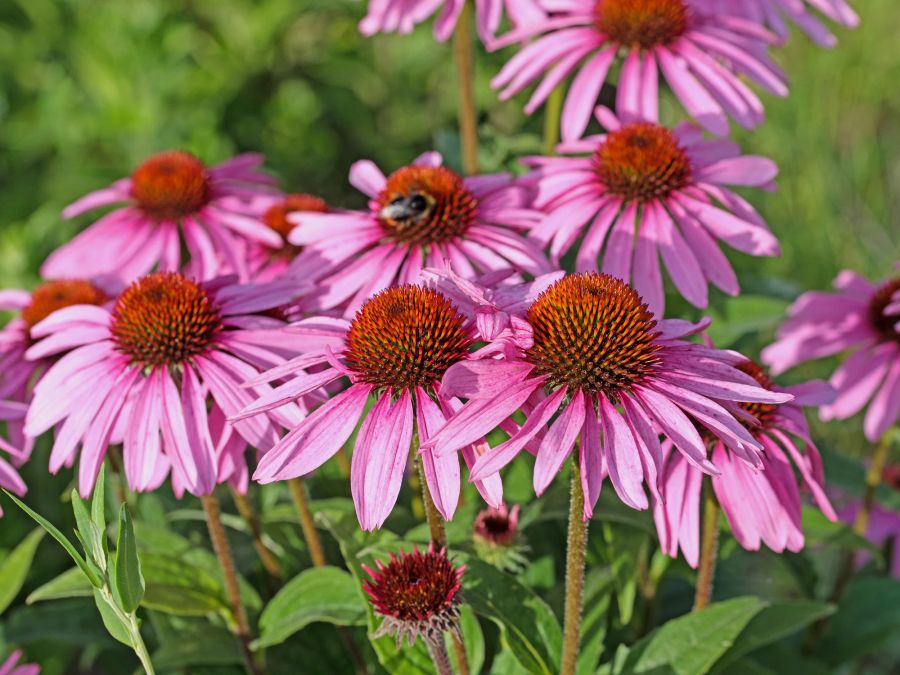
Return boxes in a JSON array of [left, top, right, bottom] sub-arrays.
[[560, 459, 588, 675], [693, 477, 720, 611], [543, 86, 564, 155], [99, 584, 155, 674], [454, 1, 479, 175]]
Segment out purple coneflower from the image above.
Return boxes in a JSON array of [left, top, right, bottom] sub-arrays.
[[762, 268, 900, 442], [0, 281, 113, 459], [695, 0, 858, 47], [23, 271, 307, 497], [44, 151, 279, 282], [244, 285, 504, 530], [285, 152, 550, 316], [523, 107, 779, 314], [492, 0, 788, 140], [359, 0, 546, 43], [0, 400, 29, 517], [654, 359, 837, 565], [421, 271, 791, 516], [0, 651, 39, 675], [244, 193, 331, 283]]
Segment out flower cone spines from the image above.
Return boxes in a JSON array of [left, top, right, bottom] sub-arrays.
[[362, 543, 465, 648]]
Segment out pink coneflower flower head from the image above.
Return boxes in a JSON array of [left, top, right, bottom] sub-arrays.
[[524, 108, 779, 314], [422, 272, 791, 518], [287, 152, 550, 316], [359, 0, 546, 43], [0, 280, 112, 459], [0, 651, 39, 675], [362, 543, 464, 648], [654, 359, 837, 565], [246, 284, 505, 529], [23, 271, 307, 498], [44, 151, 280, 282], [472, 502, 529, 570], [492, 0, 787, 140], [246, 193, 331, 283], [474, 502, 520, 546], [695, 0, 859, 47], [762, 269, 900, 442]]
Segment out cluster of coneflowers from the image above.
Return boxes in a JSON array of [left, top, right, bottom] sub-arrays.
[[2, 1, 894, 674]]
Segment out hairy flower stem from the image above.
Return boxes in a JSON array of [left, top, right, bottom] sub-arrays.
[[454, 1, 479, 175], [560, 460, 588, 675], [287, 477, 327, 567], [693, 477, 720, 611], [543, 86, 564, 155], [428, 638, 455, 675], [229, 487, 282, 587], [412, 428, 470, 675], [201, 492, 261, 675]]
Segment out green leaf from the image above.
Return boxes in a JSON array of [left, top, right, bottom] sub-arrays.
[[710, 601, 834, 673], [93, 588, 133, 646], [619, 597, 767, 675], [153, 624, 243, 669], [253, 566, 366, 649], [818, 577, 900, 665], [114, 505, 145, 613], [27, 566, 93, 604], [454, 604, 485, 675], [71, 488, 104, 568], [2, 598, 117, 646], [0, 528, 44, 615], [706, 295, 790, 347], [3, 490, 103, 588], [462, 557, 562, 675], [92, 463, 107, 535], [577, 568, 615, 675], [139, 551, 229, 616]]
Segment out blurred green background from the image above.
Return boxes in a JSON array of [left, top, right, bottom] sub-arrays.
[[0, 0, 897, 442], [1, 0, 896, 288]]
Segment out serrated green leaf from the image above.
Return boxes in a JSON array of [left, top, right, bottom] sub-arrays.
[[93, 588, 132, 646], [114, 505, 144, 613], [0, 528, 44, 615], [619, 597, 767, 675], [3, 490, 103, 588], [27, 566, 93, 604], [253, 566, 366, 649]]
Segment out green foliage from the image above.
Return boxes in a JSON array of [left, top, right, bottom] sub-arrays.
[[254, 566, 366, 649], [0, 529, 44, 615]]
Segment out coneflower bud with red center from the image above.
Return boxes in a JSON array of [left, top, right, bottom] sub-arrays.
[[473, 504, 529, 572], [362, 543, 464, 648]]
